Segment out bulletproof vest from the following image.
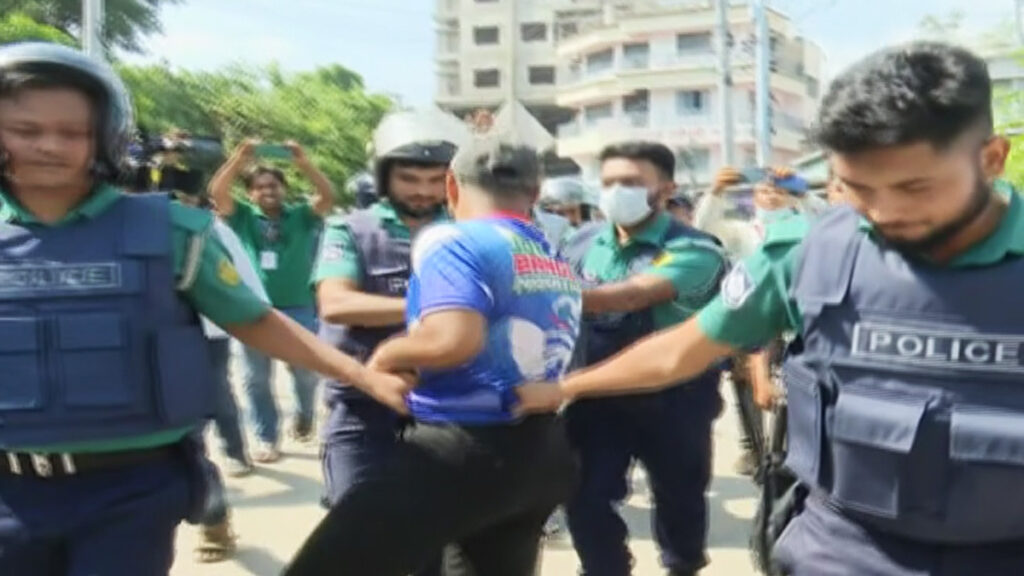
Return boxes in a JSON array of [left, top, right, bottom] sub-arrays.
[[319, 210, 410, 403], [562, 219, 723, 369], [785, 206, 1024, 544], [0, 193, 212, 449]]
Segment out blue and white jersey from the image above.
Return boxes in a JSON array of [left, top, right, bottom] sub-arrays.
[[406, 215, 582, 424]]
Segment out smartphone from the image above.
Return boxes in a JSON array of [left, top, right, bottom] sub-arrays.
[[253, 143, 293, 160]]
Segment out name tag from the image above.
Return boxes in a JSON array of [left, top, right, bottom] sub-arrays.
[[851, 322, 1024, 374], [0, 263, 121, 293], [260, 251, 278, 271]]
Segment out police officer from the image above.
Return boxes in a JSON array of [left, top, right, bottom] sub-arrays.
[[347, 171, 377, 210], [518, 41, 1024, 576], [558, 141, 729, 576], [287, 137, 580, 576], [313, 109, 468, 508], [539, 176, 590, 228], [0, 42, 410, 576]]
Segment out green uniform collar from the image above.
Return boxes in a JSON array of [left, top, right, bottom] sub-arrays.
[[0, 184, 122, 225], [856, 181, 1024, 267], [596, 211, 672, 248]]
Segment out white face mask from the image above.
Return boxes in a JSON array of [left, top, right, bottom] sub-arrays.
[[599, 185, 652, 227]]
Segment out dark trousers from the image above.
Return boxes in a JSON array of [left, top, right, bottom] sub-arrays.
[[565, 379, 721, 576], [0, 455, 193, 576], [286, 415, 577, 576]]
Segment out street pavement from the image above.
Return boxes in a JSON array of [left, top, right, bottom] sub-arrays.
[[172, 366, 762, 576]]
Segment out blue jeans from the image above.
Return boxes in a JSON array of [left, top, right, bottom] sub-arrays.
[[240, 306, 320, 445], [207, 338, 248, 463]]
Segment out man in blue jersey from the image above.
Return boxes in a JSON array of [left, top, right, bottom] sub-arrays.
[[285, 138, 582, 576]]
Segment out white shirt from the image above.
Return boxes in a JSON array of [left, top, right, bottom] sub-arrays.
[[693, 194, 764, 260], [201, 218, 270, 340]]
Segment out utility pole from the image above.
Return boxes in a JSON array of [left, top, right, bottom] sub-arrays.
[[82, 0, 105, 60], [1016, 0, 1024, 46], [714, 0, 736, 166], [752, 0, 772, 167]]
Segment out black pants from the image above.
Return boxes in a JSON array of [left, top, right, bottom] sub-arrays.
[[285, 415, 577, 576]]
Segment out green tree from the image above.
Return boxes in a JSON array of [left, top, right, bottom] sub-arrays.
[[0, 0, 182, 53], [121, 62, 394, 204], [0, 11, 76, 45]]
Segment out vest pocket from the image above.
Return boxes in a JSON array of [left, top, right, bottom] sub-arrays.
[[830, 387, 927, 518], [782, 361, 823, 485], [946, 406, 1024, 538], [0, 318, 44, 411], [57, 313, 132, 408], [153, 326, 213, 426]]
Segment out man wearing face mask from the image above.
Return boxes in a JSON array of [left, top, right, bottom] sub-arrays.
[[518, 41, 1024, 576], [559, 141, 729, 576]]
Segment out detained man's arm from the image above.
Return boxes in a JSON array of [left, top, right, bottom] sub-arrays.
[[368, 309, 487, 373]]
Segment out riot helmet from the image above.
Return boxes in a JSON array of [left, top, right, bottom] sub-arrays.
[[0, 43, 134, 180], [372, 110, 470, 218], [347, 172, 377, 209], [539, 176, 591, 226]]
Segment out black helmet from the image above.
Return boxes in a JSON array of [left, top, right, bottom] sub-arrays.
[[0, 43, 134, 179], [372, 110, 470, 196], [346, 172, 377, 209]]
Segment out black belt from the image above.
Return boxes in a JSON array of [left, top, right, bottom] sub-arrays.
[[0, 445, 176, 479]]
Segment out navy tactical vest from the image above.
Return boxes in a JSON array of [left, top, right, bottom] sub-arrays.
[[319, 210, 410, 404], [785, 206, 1024, 544], [0, 193, 212, 448], [562, 218, 725, 369]]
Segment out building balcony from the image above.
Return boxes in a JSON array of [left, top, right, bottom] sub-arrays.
[[556, 113, 806, 158]]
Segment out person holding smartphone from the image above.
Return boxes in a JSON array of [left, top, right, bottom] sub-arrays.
[[208, 138, 335, 463]]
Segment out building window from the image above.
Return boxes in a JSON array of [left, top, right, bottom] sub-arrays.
[[676, 90, 709, 116], [474, 26, 500, 45], [474, 69, 500, 88], [623, 90, 649, 126], [806, 77, 820, 99], [528, 66, 555, 85], [677, 148, 711, 177], [583, 102, 613, 125], [622, 42, 649, 69], [586, 48, 614, 75], [475, 0, 498, 3], [558, 22, 579, 41], [677, 32, 712, 55], [521, 22, 547, 42]]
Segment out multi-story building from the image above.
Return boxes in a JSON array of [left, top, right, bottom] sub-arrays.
[[434, 1, 824, 183], [553, 1, 824, 184], [435, 0, 603, 132]]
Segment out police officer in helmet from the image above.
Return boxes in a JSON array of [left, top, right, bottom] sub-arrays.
[[348, 172, 377, 210], [314, 109, 469, 507], [0, 42, 410, 576], [518, 41, 1024, 576]]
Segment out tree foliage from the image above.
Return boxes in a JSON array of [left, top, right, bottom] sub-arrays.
[[118, 63, 394, 202], [0, 0, 181, 53], [0, 11, 76, 45]]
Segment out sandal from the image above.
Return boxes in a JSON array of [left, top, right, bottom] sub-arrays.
[[195, 518, 237, 563]]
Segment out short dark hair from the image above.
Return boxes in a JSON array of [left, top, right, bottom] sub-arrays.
[[450, 137, 540, 199], [599, 141, 675, 180], [242, 165, 287, 189], [812, 42, 992, 154]]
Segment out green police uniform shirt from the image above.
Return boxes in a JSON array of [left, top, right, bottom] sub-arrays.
[[312, 200, 447, 284], [0, 185, 271, 453], [697, 181, 1024, 351], [229, 198, 321, 308], [580, 211, 727, 327]]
